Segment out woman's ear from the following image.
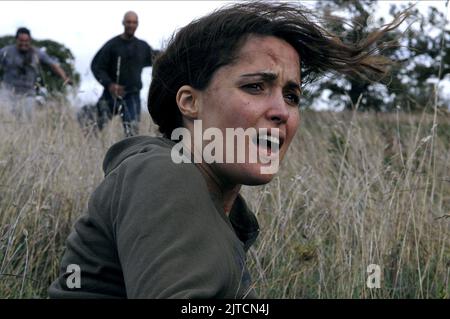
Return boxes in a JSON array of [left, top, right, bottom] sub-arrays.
[[176, 85, 199, 120]]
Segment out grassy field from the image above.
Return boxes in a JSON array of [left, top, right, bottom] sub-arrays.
[[0, 100, 449, 298]]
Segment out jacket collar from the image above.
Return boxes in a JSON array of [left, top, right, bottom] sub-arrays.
[[228, 194, 260, 252]]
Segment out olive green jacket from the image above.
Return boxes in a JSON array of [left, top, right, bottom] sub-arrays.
[[48, 136, 259, 298]]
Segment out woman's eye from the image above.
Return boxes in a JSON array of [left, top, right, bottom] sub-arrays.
[[242, 83, 264, 93], [285, 93, 300, 106]]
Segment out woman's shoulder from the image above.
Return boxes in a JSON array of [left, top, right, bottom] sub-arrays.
[[103, 135, 205, 187]]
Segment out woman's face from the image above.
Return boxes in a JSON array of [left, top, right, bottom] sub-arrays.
[[195, 35, 301, 186]]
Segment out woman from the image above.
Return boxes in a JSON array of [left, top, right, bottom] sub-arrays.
[[49, 2, 405, 298]]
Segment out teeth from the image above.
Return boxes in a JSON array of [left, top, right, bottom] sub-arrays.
[[265, 135, 280, 145], [257, 134, 280, 147]]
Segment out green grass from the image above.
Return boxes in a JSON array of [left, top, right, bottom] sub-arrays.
[[0, 100, 449, 298]]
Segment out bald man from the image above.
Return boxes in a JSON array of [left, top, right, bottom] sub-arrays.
[[91, 11, 158, 137]]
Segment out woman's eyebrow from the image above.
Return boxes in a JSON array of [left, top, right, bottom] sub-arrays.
[[240, 72, 301, 90], [240, 71, 278, 81]]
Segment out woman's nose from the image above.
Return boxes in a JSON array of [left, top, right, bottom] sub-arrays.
[[266, 91, 289, 124]]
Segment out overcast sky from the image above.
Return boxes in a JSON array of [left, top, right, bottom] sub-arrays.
[[0, 1, 448, 107]]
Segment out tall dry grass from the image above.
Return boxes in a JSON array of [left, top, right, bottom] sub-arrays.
[[244, 109, 450, 298], [0, 99, 449, 298]]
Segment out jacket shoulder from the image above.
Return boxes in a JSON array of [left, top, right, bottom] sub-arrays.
[[0, 45, 15, 55], [98, 35, 122, 51], [104, 136, 204, 188]]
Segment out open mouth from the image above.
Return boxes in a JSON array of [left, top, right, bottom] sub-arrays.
[[252, 132, 283, 155]]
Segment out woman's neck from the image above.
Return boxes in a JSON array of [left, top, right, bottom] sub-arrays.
[[182, 137, 241, 216], [196, 162, 241, 216]]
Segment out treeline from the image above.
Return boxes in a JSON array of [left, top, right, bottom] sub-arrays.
[[1, 1, 448, 112], [304, 0, 450, 112]]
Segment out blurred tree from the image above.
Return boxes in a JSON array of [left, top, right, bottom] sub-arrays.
[[0, 35, 80, 96], [305, 0, 448, 112], [387, 4, 448, 111]]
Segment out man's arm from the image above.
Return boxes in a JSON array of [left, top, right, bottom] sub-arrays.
[[143, 42, 160, 67], [49, 63, 71, 86], [0, 47, 7, 77], [0, 47, 5, 64], [91, 42, 114, 88], [36, 48, 72, 85], [91, 41, 124, 98]]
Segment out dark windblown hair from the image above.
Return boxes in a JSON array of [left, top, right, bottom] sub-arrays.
[[148, 1, 407, 138], [15, 27, 31, 39]]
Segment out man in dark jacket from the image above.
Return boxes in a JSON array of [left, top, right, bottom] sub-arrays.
[[90, 11, 157, 137]]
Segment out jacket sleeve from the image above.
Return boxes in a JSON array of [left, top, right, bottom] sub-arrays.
[[143, 42, 155, 67], [36, 48, 58, 66], [0, 47, 6, 70], [110, 153, 238, 298], [0, 47, 5, 60], [91, 41, 114, 88]]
